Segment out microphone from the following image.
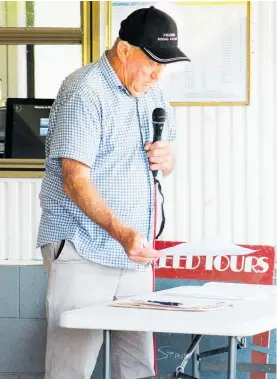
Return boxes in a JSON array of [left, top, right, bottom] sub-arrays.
[[152, 107, 166, 177]]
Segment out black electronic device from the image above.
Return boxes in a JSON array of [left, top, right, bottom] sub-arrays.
[[4, 98, 54, 158]]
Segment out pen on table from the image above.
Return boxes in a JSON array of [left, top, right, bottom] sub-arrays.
[[147, 300, 183, 306]]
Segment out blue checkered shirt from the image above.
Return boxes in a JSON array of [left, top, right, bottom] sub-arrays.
[[37, 52, 176, 270]]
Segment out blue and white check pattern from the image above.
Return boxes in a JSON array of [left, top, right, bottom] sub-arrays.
[[37, 52, 176, 271]]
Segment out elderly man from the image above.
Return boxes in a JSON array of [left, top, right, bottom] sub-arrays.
[[37, 5, 189, 379]]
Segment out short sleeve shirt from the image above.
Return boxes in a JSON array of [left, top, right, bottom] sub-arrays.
[[37, 52, 176, 270]]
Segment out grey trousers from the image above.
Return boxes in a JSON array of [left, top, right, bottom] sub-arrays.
[[41, 240, 155, 379]]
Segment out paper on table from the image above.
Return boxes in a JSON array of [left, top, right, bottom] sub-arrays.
[[160, 239, 256, 257], [111, 295, 232, 312]]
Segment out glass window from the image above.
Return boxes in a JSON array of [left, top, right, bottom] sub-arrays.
[[0, 1, 81, 27], [35, 45, 82, 98], [0, 45, 82, 99]]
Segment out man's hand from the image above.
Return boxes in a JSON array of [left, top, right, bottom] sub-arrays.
[[118, 227, 162, 264], [145, 141, 175, 176]]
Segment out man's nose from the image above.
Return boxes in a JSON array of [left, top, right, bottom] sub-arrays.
[[151, 65, 165, 81], [150, 70, 160, 81]]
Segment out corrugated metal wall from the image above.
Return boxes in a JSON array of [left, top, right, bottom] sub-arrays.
[[0, 179, 42, 262], [0, 1, 276, 263]]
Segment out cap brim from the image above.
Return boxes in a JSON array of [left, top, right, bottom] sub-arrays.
[[142, 46, 191, 64]]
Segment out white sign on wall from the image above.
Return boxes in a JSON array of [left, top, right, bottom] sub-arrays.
[[110, 1, 250, 105]]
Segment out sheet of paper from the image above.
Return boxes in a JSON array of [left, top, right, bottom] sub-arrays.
[[160, 239, 256, 257], [110, 283, 277, 312], [112, 296, 232, 312]]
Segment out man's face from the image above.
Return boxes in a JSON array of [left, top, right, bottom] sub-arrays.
[[119, 42, 165, 97]]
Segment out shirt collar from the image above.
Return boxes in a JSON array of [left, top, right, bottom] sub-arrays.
[[100, 51, 125, 91]]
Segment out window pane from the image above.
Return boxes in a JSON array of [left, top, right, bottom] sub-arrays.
[[0, 45, 82, 99], [35, 45, 82, 98], [0, 45, 28, 98], [0, 1, 81, 27]]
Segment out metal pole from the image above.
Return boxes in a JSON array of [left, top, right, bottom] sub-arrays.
[[192, 335, 200, 378], [227, 336, 237, 379], [104, 330, 111, 379]]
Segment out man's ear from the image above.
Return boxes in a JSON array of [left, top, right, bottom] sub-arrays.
[[116, 40, 131, 63]]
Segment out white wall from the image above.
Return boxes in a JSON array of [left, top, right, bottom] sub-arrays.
[[0, 1, 277, 263]]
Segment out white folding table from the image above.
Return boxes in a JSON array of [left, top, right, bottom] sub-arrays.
[[59, 283, 277, 379]]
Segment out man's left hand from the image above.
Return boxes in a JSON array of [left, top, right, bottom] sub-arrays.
[[144, 141, 174, 174]]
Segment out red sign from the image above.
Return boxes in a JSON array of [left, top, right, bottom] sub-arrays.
[[154, 241, 276, 379], [154, 241, 275, 285]]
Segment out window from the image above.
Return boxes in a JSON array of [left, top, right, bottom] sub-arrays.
[[0, 44, 82, 99], [0, 1, 81, 27], [0, 1, 94, 99]]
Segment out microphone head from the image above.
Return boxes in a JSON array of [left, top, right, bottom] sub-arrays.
[[152, 108, 166, 123]]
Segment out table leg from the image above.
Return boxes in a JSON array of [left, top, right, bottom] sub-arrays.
[[176, 335, 202, 377], [104, 330, 111, 379], [227, 336, 237, 379], [192, 335, 200, 378]]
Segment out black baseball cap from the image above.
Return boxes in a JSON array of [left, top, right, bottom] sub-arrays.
[[119, 6, 190, 64]]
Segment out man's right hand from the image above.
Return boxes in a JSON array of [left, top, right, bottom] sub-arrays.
[[118, 228, 162, 264]]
